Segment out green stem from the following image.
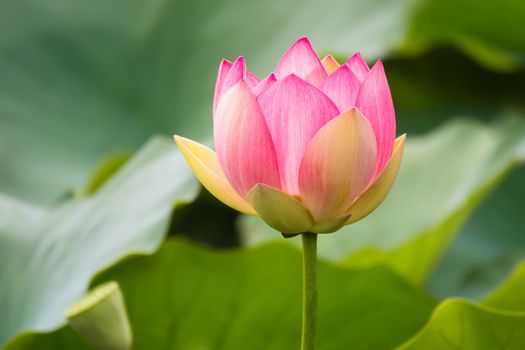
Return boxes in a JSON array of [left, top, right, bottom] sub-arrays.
[[301, 232, 318, 350]]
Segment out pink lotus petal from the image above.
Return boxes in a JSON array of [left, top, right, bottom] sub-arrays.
[[213, 59, 233, 113], [253, 73, 277, 96], [346, 52, 370, 82], [214, 80, 281, 197], [246, 71, 260, 88], [299, 108, 377, 221], [213, 56, 246, 114], [257, 74, 339, 194], [355, 60, 396, 179], [319, 65, 361, 112], [274, 37, 328, 87]]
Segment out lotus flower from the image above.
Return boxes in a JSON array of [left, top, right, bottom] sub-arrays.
[[175, 37, 405, 234]]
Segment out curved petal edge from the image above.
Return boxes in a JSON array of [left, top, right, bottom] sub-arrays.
[[274, 37, 327, 87], [174, 136, 257, 216], [355, 60, 396, 179], [345, 52, 370, 82], [310, 214, 352, 234], [248, 184, 314, 234], [345, 134, 406, 224]]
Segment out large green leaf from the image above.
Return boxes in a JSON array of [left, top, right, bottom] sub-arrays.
[[240, 118, 525, 284], [385, 48, 525, 135], [396, 299, 525, 350], [427, 156, 525, 298], [0, 137, 198, 346], [397, 264, 525, 349], [403, 0, 525, 71], [8, 239, 437, 350], [483, 262, 525, 312]]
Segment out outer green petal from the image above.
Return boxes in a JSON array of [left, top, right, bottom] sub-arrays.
[[310, 214, 352, 234], [248, 184, 314, 234]]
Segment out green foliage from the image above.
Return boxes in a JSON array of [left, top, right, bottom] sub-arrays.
[[483, 262, 525, 312], [80, 153, 130, 197], [404, 0, 525, 71], [386, 48, 525, 133], [397, 300, 525, 350], [0, 138, 198, 345], [9, 243, 525, 349], [8, 239, 437, 350], [428, 165, 525, 298], [399, 265, 525, 349]]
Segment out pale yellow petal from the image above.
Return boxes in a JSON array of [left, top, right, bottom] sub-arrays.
[[174, 136, 256, 215], [321, 55, 340, 75], [248, 184, 314, 234], [346, 134, 406, 224]]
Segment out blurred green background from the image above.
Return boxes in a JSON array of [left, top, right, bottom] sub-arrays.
[[1, 0, 525, 349]]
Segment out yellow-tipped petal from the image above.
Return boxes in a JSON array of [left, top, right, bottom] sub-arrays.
[[321, 55, 340, 75], [345, 134, 406, 224], [248, 184, 314, 234], [310, 214, 352, 234], [174, 136, 256, 216]]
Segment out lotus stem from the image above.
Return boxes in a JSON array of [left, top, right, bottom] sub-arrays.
[[301, 232, 318, 350]]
